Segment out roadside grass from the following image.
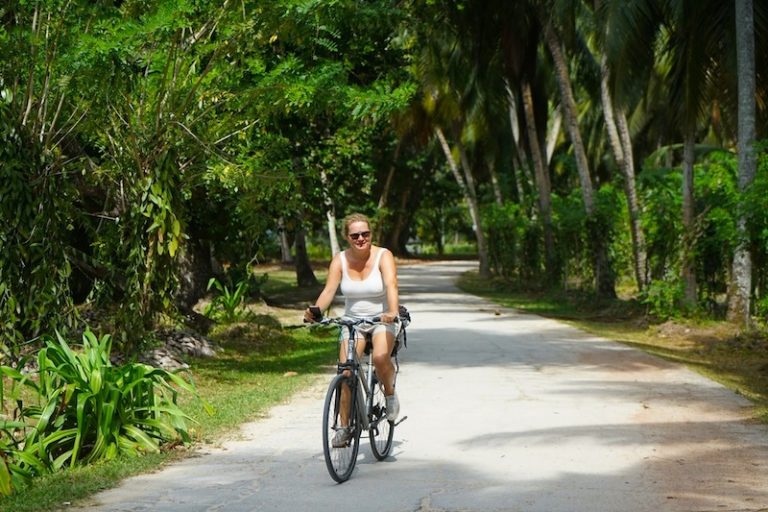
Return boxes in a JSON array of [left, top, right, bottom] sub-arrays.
[[1, 269, 336, 512], [457, 271, 768, 423]]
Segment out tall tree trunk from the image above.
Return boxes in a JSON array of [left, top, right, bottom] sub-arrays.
[[383, 189, 407, 255], [434, 126, 490, 277], [544, 21, 615, 298], [599, 53, 648, 291], [294, 225, 318, 287], [521, 79, 556, 280], [377, 141, 401, 210], [681, 131, 697, 309], [505, 81, 527, 203], [174, 237, 215, 334], [458, 143, 491, 278], [393, 187, 412, 255], [437, 206, 446, 256], [728, 0, 757, 327], [277, 217, 293, 264], [545, 106, 562, 165], [319, 171, 340, 256], [616, 110, 647, 287], [489, 158, 504, 206], [326, 209, 340, 256], [543, 24, 594, 213], [375, 141, 401, 242]]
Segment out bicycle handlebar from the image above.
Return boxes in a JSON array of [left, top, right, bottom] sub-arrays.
[[309, 316, 383, 327]]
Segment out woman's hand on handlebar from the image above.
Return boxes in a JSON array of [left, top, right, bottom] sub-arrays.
[[304, 305, 323, 323], [380, 311, 398, 324]]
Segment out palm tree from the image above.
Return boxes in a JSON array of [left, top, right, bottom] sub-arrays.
[[520, 77, 557, 278], [592, 0, 648, 292], [413, 2, 500, 277], [599, 52, 648, 291], [540, 6, 616, 297], [602, 0, 733, 309], [666, 0, 733, 310], [434, 125, 490, 277], [497, 2, 560, 282], [728, 0, 757, 326]]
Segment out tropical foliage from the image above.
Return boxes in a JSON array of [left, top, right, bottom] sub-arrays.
[[1, 0, 768, 494], [203, 278, 251, 323], [0, 331, 205, 495]]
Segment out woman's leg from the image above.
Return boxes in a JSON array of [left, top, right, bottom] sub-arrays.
[[371, 329, 400, 420], [370, 330, 396, 396], [338, 334, 367, 425]]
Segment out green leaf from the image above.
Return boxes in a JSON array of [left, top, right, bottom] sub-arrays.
[[168, 236, 178, 256], [34, 389, 63, 434], [0, 457, 13, 496], [0, 420, 26, 430], [13, 450, 48, 473], [146, 220, 162, 233], [52, 449, 75, 471], [122, 425, 160, 453]]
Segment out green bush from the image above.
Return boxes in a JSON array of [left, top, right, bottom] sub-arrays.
[[0, 96, 77, 360], [481, 200, 552, 286], [641, 277, 685, 320], [483, 202, 525, 280], [745, 143, 768, 317], [0, 331, 207, 496], [552, 189, 589, 287], [692, 151, 738, 302], [639, 166, 683, 282], [444, 242, 477, 255], [204, 278, 251, 323]]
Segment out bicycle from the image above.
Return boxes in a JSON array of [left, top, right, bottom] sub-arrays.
[[315, 316, 404, 483]]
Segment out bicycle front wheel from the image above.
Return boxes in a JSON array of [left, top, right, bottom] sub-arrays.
[[322, 374, 361, 483], [369, 372, 394, 460]]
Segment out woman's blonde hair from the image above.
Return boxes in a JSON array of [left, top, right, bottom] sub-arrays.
[[342, 213, 372, 237]]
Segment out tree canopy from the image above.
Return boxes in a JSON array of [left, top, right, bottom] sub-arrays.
[[2, 0, 768, 359]]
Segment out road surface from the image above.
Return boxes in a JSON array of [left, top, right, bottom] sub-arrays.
[[81, 261, 768, 512]]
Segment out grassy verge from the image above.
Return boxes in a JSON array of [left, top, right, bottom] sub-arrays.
[[457, 271, 768, 422], [1, 269, 336, 512]]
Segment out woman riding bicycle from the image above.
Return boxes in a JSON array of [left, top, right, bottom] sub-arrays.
[[304, 213, 401, 446]]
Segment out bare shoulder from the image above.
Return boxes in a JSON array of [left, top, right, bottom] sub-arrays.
[[328, 252, 343, 273], [377, 246, 396, 267]]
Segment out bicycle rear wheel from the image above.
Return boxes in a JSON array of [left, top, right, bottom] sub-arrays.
[[369, 371, 394, 460], [322, 374, 361, 483]]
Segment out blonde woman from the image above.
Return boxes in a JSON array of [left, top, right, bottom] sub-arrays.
[[305, 213, 401, 447]]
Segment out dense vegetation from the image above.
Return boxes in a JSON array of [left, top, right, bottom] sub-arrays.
[[1, 0, 767, 498]]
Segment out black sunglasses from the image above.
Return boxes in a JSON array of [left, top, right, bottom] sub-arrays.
[[349, 231, 371, 240]]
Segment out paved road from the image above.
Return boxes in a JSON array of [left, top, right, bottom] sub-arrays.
[[82, 261, 768, 512]]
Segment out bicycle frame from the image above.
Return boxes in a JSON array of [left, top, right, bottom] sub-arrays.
[[339, 323, 378, 431]]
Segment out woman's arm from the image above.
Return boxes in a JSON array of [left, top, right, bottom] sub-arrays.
[[304, 254, 342, 321], [379, 248, 399, 323]]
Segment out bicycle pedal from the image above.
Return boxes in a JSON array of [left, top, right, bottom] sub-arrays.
[[394, 415, 408, 426]]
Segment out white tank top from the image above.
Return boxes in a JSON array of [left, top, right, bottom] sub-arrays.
[[340, 248, 388, 317]]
